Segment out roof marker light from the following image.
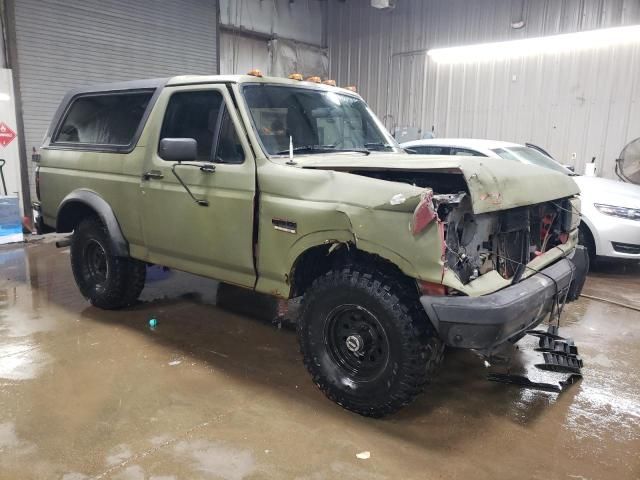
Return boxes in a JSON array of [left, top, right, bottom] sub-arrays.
[[247, 69, 263, 77], [344, 85, 357, 92], [427, 24, 640, 64], [306, 76, 321, 83], [288, 73, 303, 81], [322, 79, 337, 86]]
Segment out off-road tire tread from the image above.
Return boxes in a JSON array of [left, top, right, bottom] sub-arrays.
[[71, 216, 146, 310], [298, 264, 444, 417]]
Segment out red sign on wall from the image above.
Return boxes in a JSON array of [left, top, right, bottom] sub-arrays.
[[0, 122, 16, 147]]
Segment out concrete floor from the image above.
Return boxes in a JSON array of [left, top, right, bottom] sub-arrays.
[[1, 239, 639, 480]]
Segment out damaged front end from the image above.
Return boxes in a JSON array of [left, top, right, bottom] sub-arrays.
[[414, 186, 589, 391], [325, 159, 588, 360], [348, 163, 583, 294], [297, 156, 587, 359], [400, 179, 588, 357], [436, 193, 581, 287]]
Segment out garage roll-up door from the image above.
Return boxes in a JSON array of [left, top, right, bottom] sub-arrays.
[[13, 0, 218, 195]]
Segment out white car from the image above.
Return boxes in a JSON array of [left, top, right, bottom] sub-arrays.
[[401, 138, 640, 263]]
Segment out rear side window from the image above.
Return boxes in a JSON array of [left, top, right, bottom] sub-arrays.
[[450, 148, 485, 156], [411, 146, 451, 155], [54, 90, 153, 146]]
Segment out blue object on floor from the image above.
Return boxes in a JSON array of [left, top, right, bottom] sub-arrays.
[[0, 196, 23, 244]]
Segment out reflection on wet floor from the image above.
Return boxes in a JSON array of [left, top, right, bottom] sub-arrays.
[[0, 240, 639, 479], [583, 260, 640, 310]]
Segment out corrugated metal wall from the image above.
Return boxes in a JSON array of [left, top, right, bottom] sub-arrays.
[[220, 0, 325, 46], [327, 0, 640, 178], [13, 0, 218, 196], [219, 31, 329, 78], [220, 31, 272, 75], [218, 0, 328, 78]]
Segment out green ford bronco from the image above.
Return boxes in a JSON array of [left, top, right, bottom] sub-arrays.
[[35, 73, 588, 416]]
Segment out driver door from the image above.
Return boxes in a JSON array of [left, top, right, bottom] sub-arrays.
[[138, 84, 256, 288]]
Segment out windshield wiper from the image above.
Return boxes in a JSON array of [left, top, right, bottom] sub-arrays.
[[275, 145, 333, 154], [332, 148, 371, 155], [275, 145, 370, 155]]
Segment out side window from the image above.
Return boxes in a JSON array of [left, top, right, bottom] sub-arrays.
[[451, 148, 484, 157], [54, 90, 153, 146], [160, 91, 223, 161], [215, 110, 245, 164], [412, 146, 451, 155]]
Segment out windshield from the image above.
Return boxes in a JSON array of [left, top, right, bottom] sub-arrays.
[[242, 84, 397, 155], [492, 146, 572, 175]]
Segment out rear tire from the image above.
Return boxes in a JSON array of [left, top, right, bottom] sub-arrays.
[[70, 216, 146, 309], [298, 266, 443, 417]]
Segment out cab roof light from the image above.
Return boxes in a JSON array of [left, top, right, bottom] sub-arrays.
[[306, 76, 321, 83], [344, 85, 357, 92], [322, 79, 337, 86], [288, 73, 303, 81], [247, 69, 263, 77]]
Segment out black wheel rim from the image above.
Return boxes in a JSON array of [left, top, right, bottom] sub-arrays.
[[324, 304, 390, 382], [83, 239, 108, 286]]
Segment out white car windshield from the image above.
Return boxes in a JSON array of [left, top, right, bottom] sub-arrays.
[[242, 84, 397, 155], [492, 146, 573, 175]]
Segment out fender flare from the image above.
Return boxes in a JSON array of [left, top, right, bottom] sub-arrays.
[[56, 189, 129, 257], [287, 230, 356, 268]]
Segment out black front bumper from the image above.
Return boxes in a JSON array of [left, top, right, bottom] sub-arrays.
[[420, 246, 589, 355]]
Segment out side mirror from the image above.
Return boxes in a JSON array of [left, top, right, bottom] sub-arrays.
[[159, 138, 198, 162]]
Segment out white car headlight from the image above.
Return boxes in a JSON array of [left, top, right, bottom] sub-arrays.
[[594, 203, 640, 221]]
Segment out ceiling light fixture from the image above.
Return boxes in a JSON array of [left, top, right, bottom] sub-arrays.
[[427, 24, 640, 64]]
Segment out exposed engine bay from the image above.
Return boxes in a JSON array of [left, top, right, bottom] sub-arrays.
[[437, 194, 575, 284], [351, 169, 578, 285]]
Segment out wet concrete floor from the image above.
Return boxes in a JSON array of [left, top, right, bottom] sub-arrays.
[[0, 240, 639, 479]]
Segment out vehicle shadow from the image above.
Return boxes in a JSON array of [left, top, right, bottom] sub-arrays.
[[16, 242, 577, 451], [590, 257, 640, 275], [83, 274, 576, 446]]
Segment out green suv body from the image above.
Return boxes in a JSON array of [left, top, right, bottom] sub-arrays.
[[36, 74, 588, 416]]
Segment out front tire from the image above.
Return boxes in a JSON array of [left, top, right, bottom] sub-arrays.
[[578, 223, 596, 267], [70, 216, 146, 309], [298, 267, 443, 417]]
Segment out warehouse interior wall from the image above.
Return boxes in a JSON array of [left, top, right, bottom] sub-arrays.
[[327, 0, 640, 178], [219, 0, 328, 78], [7, 0, 219, 215]]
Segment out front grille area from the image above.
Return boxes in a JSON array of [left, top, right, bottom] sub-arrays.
[[442, 197, 577, 284], [612, 242, 640, 255]]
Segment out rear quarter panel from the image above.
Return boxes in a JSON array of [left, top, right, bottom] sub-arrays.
[[39, 146, 146, 248]]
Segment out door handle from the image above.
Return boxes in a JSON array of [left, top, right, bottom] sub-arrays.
[[142, 170, 164, 180]]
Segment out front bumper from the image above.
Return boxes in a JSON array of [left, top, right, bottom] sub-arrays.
[[420, 246, 589, 355]]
